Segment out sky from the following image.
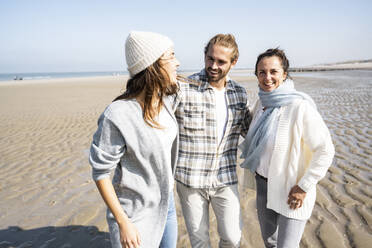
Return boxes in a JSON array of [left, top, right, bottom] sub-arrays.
[[0, 0, 371, 73]]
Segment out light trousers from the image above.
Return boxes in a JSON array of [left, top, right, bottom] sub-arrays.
[[176, 182, 242, 248], [256, 174, 307, 248]]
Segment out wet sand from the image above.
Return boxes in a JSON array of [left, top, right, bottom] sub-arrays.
[[0, 70, 371, 247]]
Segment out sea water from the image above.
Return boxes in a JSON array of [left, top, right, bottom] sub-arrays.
[[0, 71, 128, 82]]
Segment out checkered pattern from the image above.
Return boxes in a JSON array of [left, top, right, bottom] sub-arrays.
[[175, 70, 251, 188]]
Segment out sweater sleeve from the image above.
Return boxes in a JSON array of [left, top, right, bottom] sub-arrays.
[[89, 113, 126, 181], [297, 101, 335, 192]]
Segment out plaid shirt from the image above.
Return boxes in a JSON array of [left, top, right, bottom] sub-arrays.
[[174, 70, 251, 188]]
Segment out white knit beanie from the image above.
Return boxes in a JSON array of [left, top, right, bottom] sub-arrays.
[[125, 31, 174, 77]]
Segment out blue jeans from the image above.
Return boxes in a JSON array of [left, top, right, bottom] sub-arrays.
[[159, 192, 178, 248]]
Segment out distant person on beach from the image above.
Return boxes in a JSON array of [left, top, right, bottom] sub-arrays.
[[174, 34, 251, 247], [89, 31, 180, 248], [239, 48, 335, 247]]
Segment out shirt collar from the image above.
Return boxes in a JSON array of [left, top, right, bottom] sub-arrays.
[[198, 69, 235, 92]]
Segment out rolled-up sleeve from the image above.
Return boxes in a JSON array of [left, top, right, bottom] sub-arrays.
[[240, 106, 252, 138], [89, 113, 126, 181]]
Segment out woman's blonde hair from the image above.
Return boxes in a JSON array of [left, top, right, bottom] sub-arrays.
[[114, 59, 178, 128]]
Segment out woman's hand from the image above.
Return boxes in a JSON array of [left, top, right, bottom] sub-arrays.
[[95, 178, 141, 248], [118, 219, 141, 248], [287, 185, 306, 210]]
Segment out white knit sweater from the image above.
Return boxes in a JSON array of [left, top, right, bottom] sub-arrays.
[[243, 99, 335, 220]]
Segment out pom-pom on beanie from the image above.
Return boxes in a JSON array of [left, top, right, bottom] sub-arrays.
[[125, 31, 174, 77]]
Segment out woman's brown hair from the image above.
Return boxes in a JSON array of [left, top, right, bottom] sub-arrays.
[[255, 48, 290, 79], [114, 58, 178, 128]]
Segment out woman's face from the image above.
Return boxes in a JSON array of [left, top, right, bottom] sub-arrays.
[[256, 56, 287, 92], [160, 47, 180, 84]]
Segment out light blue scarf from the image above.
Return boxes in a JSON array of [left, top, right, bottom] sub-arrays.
[[239, 79, 316, 172]]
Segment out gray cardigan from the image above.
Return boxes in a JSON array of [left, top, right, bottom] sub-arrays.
[[89, 97, 179, 248]]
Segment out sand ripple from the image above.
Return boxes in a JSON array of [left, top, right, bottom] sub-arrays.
[[0, 73, 371, 247], [286, 75, 372, 248]]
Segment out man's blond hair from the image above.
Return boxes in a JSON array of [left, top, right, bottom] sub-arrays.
[[204, 34, 239, 62]]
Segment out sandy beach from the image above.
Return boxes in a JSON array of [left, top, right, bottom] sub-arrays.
[[0, 70, 371, 247]]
